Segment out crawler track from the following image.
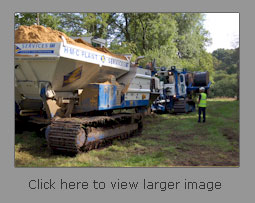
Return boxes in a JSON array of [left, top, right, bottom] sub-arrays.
[[173, 100, 195, 114], [46, 113, 143, 153], [173, 100, 188, 113]]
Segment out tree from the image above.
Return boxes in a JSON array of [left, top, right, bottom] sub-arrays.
[[15, 12, 214, 77], [210, 73, 238, 98], [173, 13, 211, 59], [212, 48, 239, 74], [81, 13, 110, 38], [144, 44, 179, 67], [15, 13, 37, 28], [211, 48, 239, 98], [15, 13, 62, 31], [39, 13, 62, 30], [108, 13, 179, 65], [233, 47, 240, 100], [55, 13, 84, 36]]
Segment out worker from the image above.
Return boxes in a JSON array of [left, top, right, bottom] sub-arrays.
[[198, 87, 207, 123]]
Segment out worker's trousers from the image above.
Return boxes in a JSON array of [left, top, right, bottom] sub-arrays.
[[198, 107, 206, 122]]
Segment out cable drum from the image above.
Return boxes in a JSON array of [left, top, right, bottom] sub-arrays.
[[193, 71, 209, 86]]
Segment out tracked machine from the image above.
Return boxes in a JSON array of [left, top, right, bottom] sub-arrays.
[[151, 66, 211, 113], [15, 26, 157, 153]]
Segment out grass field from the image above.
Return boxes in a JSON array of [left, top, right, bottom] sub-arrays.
[[15, 98, 239, 167]]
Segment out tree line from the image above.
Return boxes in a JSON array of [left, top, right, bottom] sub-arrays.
[[210, 48, 239, 98], [15, 13, 239, 98]]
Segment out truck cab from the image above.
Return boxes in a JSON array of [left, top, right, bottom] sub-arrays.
[[156, 66, 186, 99]]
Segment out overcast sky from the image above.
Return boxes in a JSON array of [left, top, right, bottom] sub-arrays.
[[203, 13, 239, 53]]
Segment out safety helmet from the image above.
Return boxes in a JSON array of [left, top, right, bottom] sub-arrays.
[[199, 87, 205, 91]]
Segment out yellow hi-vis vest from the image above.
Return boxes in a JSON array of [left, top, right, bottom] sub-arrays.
[[199, 93, 207, 107]]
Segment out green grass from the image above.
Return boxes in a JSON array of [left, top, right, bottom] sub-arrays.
[[15, 98, 239, 167]]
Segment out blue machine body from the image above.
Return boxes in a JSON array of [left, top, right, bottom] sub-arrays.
[[77, 84, 149, 112], [152, 67, 211, 113], [171, 68, 211, 99]]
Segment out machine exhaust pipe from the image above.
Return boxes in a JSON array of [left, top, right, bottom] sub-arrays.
[[135, 56, 145, 65]]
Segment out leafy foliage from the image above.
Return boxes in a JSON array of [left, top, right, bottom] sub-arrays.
[[174, 13, 211, 59], [210, 73, 238, 97], [81, 13, 110, 38], [15, 13, 62, 31], [14, 12, 239, 98], [15, 13, 38, 28], [212, 48, 239, 74], [210, 48, 239, 98]]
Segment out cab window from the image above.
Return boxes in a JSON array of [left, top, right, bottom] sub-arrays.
[[180, 75, 184, 83]]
